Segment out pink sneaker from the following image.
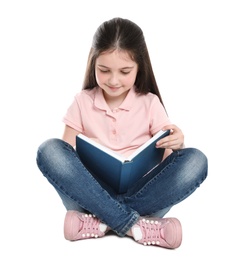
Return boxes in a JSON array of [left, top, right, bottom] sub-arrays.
[[131, 217, 182, 249], [64, 210, 107, 241]]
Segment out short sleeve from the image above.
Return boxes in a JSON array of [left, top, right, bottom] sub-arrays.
[[62, 93, 83, 132], [150, 96, 171, 135]]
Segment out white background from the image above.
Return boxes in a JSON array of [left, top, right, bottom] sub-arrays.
[[1, 0, 239, 259]]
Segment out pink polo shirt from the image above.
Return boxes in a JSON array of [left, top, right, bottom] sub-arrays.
[[63, 86, 171, 157]]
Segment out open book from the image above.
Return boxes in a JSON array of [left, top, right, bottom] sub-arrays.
[[76, 129, 170, 193]]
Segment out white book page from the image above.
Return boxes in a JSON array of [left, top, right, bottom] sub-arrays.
[[78, 129, 167, 163], [127, 130, 166, 161], [78, 134, 126, 162]]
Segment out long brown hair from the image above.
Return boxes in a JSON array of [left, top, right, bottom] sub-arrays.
[[82, 17, 165, 108]]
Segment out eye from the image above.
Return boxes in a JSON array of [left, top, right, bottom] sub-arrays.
[[121, 71, 130, 75], [99, 69, 109, 73]]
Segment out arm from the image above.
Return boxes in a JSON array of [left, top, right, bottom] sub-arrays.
[[62, 125, 80, 148]]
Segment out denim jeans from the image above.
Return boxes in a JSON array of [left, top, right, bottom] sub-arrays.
[[36, 138, 208, 237]]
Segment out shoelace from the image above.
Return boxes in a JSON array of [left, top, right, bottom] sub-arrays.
[[79, 214, 102, 238], [138, 218, 168, 245]]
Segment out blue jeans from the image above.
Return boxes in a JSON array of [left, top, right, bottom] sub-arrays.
[[36, 138, 208, 237]]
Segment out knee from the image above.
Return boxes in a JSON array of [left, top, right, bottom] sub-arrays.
[[188, 147, 208, 166], [36, 138, 63, 165], [186, 147, 208, 181]]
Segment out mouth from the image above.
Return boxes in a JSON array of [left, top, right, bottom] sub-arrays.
[[108, 86, 121, 91]]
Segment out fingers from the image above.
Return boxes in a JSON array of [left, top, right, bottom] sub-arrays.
[[156, 136, 179, 149], [156, 124, 184, 150]]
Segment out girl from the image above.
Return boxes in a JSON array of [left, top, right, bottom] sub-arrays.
[[36, 17, 208, 249]]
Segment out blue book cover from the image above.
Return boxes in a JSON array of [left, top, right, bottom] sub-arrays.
[[76, 129, 170, 193]]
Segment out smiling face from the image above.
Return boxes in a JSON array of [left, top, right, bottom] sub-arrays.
[[95, 49, 138, 105]]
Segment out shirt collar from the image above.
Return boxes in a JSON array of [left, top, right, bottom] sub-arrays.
[[94, 86, 137, 112]]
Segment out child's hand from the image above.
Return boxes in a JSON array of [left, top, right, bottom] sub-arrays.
[[156, 124, 184, 150]]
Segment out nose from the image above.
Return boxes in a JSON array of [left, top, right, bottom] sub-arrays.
[[108, 73, 119, 86]]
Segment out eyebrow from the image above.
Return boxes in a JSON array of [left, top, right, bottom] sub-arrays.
[[97, 65, 134, 70]]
